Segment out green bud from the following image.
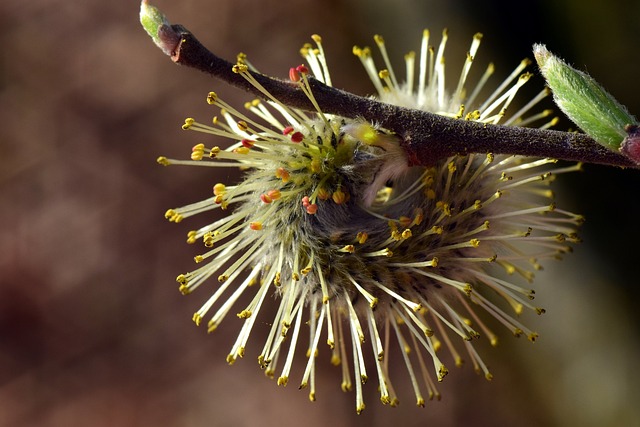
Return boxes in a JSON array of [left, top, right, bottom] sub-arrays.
[[534, 44, 638, 151], [140, 1, 180, 56]]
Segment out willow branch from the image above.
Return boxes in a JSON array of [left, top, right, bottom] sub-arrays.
[[158, 23, 637, 169]]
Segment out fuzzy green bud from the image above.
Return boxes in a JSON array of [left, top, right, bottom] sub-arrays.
[[534, 44, 638, 152]]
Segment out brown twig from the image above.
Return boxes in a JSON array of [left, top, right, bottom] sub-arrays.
[[159, 23, 638, 168]]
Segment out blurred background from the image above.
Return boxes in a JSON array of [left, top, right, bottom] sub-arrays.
[[1, 0, 639, 426]]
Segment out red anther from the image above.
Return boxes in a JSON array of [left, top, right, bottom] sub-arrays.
[[291, 131, 304, 143], [289, 67, 301, 82], [282, 126, 295, 135], [306, 203, 318, 215], [296, 64, 309, 74], [241, 139, 255, 148], [260, 193, 273, 204], [302, 196, 310, 207]]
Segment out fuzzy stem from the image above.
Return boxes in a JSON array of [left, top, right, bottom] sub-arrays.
[[159, 23, 637, 169]]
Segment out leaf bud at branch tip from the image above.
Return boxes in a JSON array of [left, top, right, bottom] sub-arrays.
[[140, 0, 181, 56], [533, 44, 639, 158]]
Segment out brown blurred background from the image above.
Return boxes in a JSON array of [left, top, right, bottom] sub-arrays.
[[1, 0, 639, 426]]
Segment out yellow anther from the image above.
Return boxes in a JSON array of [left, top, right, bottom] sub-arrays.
[[207, 321, 217, 333], [332, 188, 348, 205], [237, 310, 252, 319], [413, 208, 424, 225], [299, 43, 311, 56], [203, 232, 214, 248], [209, 146, 221, 158], [236, 120, 249, 131], [206, 92, 218, 104], [186, 231, 197, 244], [178, 284, 190, 295], [340, 245, 355, 253], [192, 313, 202, 326], [448, 161, 457, 173], [267, 189, 281, 200], [423, 173, 434, 186], [470, 239, 480, 247], [311, 34, 322, 43], [465, 110, 481, 120], [213, 183, 226, 196], [182, 117, 195, 130], [277, 376, 289, 386], [356, 232, 368, 244], [218, 274, 228, 282], [249, 222, 262, 231], [164, 209, 183, 223], [438, 365, 449, 382], [157, 156, 170, 166], [194, 255, 204, 263], [275, 167, 290, 183], [425, 189, 436, 199], [317, 187, 331, 200], [374, 34, 384, 45], [310, 157, 322, 173], [379, 69, 390, 79], [401, 229, 412, 239], [190, 143, 205, 161], [352, 45, 363, 57], [233, 146, 250, 155], [232, 63, 249, 73]]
